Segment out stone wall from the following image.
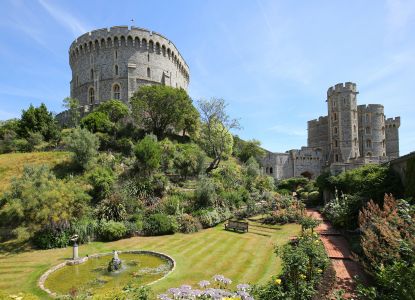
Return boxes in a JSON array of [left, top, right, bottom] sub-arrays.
[[357, 104, 386, 158], [69, 26, 189, 107], [385, 117, 400, 159]]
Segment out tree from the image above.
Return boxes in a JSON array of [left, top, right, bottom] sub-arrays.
[[134, 135, 162, 175], [64, 127, 100, 170], [80, 111, 114, 133], [197, 98, 240, 173], [130, 85, 199, 139], [96, 99, 129, 123], [62, 97, 80, 127], [235, 137, 265, 163], [173, 143, 206, 179], [18, 103, 60, 142], [0, 165, 90, 236]]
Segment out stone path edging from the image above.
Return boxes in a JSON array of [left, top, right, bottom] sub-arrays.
[[38, 250, 176, 298]]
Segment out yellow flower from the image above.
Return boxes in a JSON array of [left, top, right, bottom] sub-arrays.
[[274, 278, 282, 285], [299, 274, 307, 280], [317, 268, 323, 274]]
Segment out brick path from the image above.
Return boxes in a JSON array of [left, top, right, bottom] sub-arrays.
[[306, 209, 367, 299]]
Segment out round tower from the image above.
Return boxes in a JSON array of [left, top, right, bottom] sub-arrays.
[[68, 26, 190, 108], [357, 104, 385, 158], [327, 82, 360, 163]]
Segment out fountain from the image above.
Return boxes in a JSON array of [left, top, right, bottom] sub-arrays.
[[66, 235, 88, 266], [107, 250, 122, 272]]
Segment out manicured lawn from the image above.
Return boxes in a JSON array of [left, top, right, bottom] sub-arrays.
[[0, 151, 71, 195], [0, 221, 300, 299]]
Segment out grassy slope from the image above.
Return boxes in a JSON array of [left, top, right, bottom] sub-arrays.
[[0, 152, 71, 195], [0, 221, 300, 299]]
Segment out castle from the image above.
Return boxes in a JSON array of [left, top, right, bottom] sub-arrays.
[[66, 26, 189, 113], [261, 82, 400, 179]]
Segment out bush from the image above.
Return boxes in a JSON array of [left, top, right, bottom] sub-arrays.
[[195, 177, 217, 208], [277, 177, 309, 192], [80, 111, 114, 133], [134, 135, 162, 175], [307, 191, 321, 206], [32, 225, 71, 249], [87, 166, 115, 202], [98, 220, 128, 241], [193, 208, 222, 228], [142, 213, 178, 236], [263, 196, 304, 225], [96, 193, 127, 222], [114, 137, 134, 156], [323, 193, 362, 229], [64, 127, 100, 169], [177, 213, 202, 233]]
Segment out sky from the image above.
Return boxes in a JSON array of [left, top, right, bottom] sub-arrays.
[[0, 0, 414, 155]]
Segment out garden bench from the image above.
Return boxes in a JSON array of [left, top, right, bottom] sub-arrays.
[[225, 220, 249, 233]]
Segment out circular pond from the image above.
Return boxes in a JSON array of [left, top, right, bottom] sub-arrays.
[[42, 251, 174, 297]]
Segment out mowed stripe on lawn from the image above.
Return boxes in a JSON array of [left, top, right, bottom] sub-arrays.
[[0, 222, 300, 299]]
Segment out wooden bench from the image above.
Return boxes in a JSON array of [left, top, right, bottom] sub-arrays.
[[225, 220, 248, 233]]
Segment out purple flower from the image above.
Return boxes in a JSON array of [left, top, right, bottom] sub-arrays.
[[213, 274, 225, 282], [222, 277, 232, 285], [198, 280, 211, 288], [237, 283, 251, 291], [157, 294, 172, 300]]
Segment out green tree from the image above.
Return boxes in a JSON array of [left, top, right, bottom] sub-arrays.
[[0, 119, 19, 139], [237, 138, 265, 163], [173, 143, 206, 179], [134, 135, 162, 175], [130, 85, 199, 139], [197, 98, 239, 173], [96, 99, 129, 123], [64, 127, 100, 170], [80, 111, 114, 133], [0, 165, 90, 236], [18, 103, 60, 142], [62, 97, 80, 127]]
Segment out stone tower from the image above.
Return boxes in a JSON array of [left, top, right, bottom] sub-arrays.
[[327, 82, 360, 163], [385, 117, 400, 159], [68, 26, 190, 109], [357, 104, 386, 158]]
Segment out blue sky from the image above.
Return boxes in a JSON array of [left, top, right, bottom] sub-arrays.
[[0, 0, 414, 155]]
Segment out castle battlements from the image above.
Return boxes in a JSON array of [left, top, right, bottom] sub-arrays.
[[69, 26, 189, 80], [385, 117, 401, 127], [327, 82, 358, 96]]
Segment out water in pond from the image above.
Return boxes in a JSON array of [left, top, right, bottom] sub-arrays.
[[44, 253, 172, 296]]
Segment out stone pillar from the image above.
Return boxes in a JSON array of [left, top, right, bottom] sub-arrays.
[[73, 242, 79, 260]]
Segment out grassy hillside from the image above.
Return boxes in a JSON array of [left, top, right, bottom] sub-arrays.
[[0, 221, 300, 299], [0, 152, 71, 195]]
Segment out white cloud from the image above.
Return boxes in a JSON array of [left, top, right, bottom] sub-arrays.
[[38, 0, 87, 36]]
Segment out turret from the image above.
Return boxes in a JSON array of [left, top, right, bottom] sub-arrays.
[[385, 117, 400, 159]]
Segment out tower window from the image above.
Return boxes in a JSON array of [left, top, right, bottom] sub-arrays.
[[90, 69, 94, 80], [115, 65, 119, 76], [147, 54, 150, 62], [365, 127, 371, 134], [334, 140, 338, 147], [115, 50, 118, 59], [366, 139, 372, 148], [113, 84, 120, 100], [366, 113, 370, 122], [335, 154, 339, 162], [334, 127, 338, 134], [354, 138, 357, 146], [333, 112, 337, 121], [88, 87, 95, 104], [269, 167, 273, 174], [147, 67, 151, 78], [353, 125, 356, 132]]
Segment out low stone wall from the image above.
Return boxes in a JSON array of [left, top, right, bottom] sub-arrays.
[[38, 250, 176, 298]]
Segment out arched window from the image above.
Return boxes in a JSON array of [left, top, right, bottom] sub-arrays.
[[88, 87, 95, 104], [334, 127, 338, 134], [366, 139, 372, 148], [365, 127, 371, 134], [113, 84, 120, 100], [269, 167, 273, 174], [382, 140, 385, 148], [334, 140, 338, 147], [115, 65, 119, 76], [147, 67, 151, 78], [333, 112, 337, 121], [90, 69, 94, 80]]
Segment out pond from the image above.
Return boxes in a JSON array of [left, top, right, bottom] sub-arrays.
[[43, 252, 173, 297]]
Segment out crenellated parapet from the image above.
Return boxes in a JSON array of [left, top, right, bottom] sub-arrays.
[[327, 82, 358, 97], [69, 26, 189, 82], [385, 117, 401, 128], [68, 25, 190, 107]]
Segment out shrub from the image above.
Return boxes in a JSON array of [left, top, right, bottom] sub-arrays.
[[173, 143, 206, 179], [80, 111, 114, 133], [142, 213, 178, 236], [195, 177, 217, 208], [193, 208, 222, 228], [323, 193, 362, 229], [98, 220, 128, 241], [64, 127, 100, 169], [277, 177, 309, 192], [114, 137, 134, 156], [263, 196, 304, 225], [307, 191, 321, 206], [177, 213, 202, 233], [32, 225, 71, 249], [87, 166, 115, 202], [134, 135, 162, 175], [96, 193, 127, 222]]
